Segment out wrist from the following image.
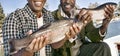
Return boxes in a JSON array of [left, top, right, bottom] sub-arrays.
[[100, 25, 108, 34], [99, 28, 106, 35], [25, 47, 34, 53], [11, 48, 34, 56], [99, 29, 106, 37], [69, 36, 77, 43], [64, 37, 67, 42]]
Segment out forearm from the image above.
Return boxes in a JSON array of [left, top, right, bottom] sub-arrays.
[[12, 48, 34, 56], [51, 37, 67, 49], [100, 3, 115, 34], [99, 26, 107, 35], [100, 19, 110, 35], [85, 22, 105, 42], [86, 24, 109, 42], [87, 19, 110, 38], [86, 28, 103, 42]]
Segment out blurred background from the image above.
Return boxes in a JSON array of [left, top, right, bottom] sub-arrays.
[[0, 0, 120, 56]]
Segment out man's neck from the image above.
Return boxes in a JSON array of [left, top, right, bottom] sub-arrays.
[[63, 11, 71, 18], [34, 11, 42, 18], [60, 8, 76, 19]]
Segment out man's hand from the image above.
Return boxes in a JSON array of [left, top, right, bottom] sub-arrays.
[[77, 9, 91, 25], [12, 30, 50, 56], [103, 5, 115, 24], [100, 5, 116, 35], [65, 23, 80, 40], [115, 42, 120, 45], [51, 24, 80, 49], [25, 30, 49, 52], [65, 9, 91, 40]]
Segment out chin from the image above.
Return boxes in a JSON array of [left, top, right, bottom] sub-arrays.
[[32, 9, 41, 13], [34, 7, 42, 11], [63, 7, 72, 11], [65, 9, 72, 12]]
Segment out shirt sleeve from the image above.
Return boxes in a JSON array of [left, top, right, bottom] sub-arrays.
[[85, 22, 106, 42], [2, 13, 19, 56], [69, 35, 78, 43], [99, 29, 107, 37]]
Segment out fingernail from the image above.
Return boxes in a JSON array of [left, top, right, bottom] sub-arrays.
[[73, 24, 76, 27], [75, 23, 78, 26], [38, 38, 40, 40], [84, 21, 87, 24], [33, 38, 36, 42], [41, 36, 44, 39], [70, 27, 73, 29]]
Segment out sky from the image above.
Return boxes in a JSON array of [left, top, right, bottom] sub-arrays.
[[0, 0, 119, 15]]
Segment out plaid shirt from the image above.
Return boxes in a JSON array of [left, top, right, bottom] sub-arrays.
[[2, 4, 54, 56]]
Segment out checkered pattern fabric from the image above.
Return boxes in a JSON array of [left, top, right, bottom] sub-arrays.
[[2, 4, 54, 56]]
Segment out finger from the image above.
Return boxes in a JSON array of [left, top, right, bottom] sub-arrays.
[[34, 38, 40, 51], [83, 13, 88, 20], [85, 14, 91, 24], [46, 32, 52, 43], [110, 5, 115, 11], [104, 7, 111, 15], [65, 32, 71, 40], [78, 9, 86, 20], [79, 9, 85, 15], [111, 4, 116, 9], [104, 13, 110, 19], [74, 23, 82, 34], [75, 23, 80, 31], [38, 36, 46, 50], [42, 37, 48, 47], [104, 5, 111, 14], [114, 42, 120, 45], [73, 24, 79, 34], [105, 5, 114, 15], [26, 30, 33, 35], [104, 8, 113, 18], [28, 38, 36, 50], [106, 5, 114, 13], [80, 10, 89, 22], [70, 26, 76, 37], [83, 13, 89, 21], [77, 23, 83, 32], [39, 36, 44, 49]]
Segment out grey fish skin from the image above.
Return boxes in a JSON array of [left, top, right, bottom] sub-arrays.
[[80, 2, 117, 24], [9, 19, 80, 55], [9, 2, 117, 55]]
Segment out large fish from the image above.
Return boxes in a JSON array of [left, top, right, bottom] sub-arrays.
[[9, 2, 117, 55]]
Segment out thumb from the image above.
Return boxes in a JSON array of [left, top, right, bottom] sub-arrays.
[[26, 30, 33, 35]]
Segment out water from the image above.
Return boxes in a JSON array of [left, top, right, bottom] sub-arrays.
[[105, 19, 120, 38], [105, 19, 120, 56]]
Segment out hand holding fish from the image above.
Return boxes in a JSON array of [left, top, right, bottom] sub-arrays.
[[25, 30, 50, 52], [65, 10, 92, 40], [65, 23, 80, 40], [100, 4, 116, 35], [77, 9, 92, 25], [11, 30, 50, 56], [104, 5, 116, 21]]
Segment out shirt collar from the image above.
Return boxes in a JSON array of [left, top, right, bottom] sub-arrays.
[[22, 4, 54, 24], [23, 4, 36, 18], [59, 5, 78, 19]]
